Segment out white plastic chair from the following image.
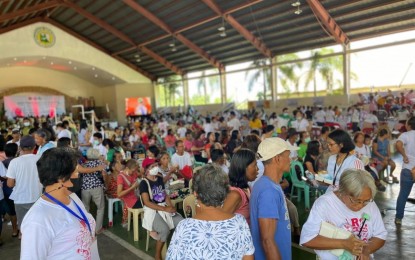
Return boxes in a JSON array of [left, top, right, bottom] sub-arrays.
[[106, 196, 123, 227]]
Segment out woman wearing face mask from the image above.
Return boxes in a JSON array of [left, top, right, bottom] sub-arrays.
[[290, 110, 309, 132], [21, 148, 99, 259], [140, 163, 183, 260], [297, 131, 311, 160]]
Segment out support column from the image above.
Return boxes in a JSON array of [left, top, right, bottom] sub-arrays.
[[219, 67, 227, 104], [152, 80, 158, 107], [182, 74, 189, 108], [271, 57, 277, 102], [343, 44, 351, 104]]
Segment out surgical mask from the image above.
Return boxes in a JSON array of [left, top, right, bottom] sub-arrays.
[[68, 177, 82, 193], [115, 137, 122, 142], [93, 140, 100, 146], [283, 113, 288, 116], [296, 117, 302, 120], [149, 166, 159, 176], [23, 122, 30, 127], [305, 137, 311, 143]]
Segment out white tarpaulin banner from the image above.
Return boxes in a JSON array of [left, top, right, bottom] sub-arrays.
[[4, 95, 66, 119]]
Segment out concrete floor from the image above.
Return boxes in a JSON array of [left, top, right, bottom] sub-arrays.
[[1, 155, 414, 259]]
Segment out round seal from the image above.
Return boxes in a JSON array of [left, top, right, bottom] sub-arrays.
[[34, 27, 56, 48]]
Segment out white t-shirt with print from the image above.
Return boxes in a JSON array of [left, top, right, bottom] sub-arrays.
[[291, 119, 309, 132], [300, 192, 387, 260], [397, 130, 415, 170], [6, 154, 42, 204], [21, 193, 99, 260]]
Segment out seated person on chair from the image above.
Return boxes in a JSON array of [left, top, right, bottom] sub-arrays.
[[117, 159, 142, 226], [140, 162, 183, 260]]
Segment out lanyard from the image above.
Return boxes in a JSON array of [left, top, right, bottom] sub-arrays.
[[333, 153, 349, 185], [44, 193, 92, 237]]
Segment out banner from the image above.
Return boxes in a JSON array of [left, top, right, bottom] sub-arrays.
[[4, 95, 66, 119]]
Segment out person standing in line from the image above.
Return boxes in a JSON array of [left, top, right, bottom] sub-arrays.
[[250, 137, 299, 260], [395, 116, 415, 225], [6, 136, 42, 239]]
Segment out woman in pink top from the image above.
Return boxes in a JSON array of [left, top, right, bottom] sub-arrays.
[[117, 159, 142, 225], [223, 149, 258, 224], [164, 129, 177, 155]]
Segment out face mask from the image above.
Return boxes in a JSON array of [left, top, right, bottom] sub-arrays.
[[305, 137, 311, 143], [149, 166, 159, 176], [68, 177, 82, 193], [115, 137, 122, 142], [283, 113, 288, 116], [297, 117, 302, 120], [23, 122, 30, 127], [93, 140, 100, 146]]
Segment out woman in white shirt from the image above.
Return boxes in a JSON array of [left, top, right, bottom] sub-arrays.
[[326, 129, 364, 193], [291, 110, 310, 132], [21, 148, 99, 260], [300, 169, 387, 260]]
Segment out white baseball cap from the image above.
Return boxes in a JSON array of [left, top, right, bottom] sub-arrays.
[[257, 137, 299, 161]]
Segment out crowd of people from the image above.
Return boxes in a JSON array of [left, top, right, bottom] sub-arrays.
[[0, 89, 414, 259]]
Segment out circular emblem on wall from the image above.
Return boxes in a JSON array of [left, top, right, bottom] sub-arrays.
[[34, 27, 56, 48]]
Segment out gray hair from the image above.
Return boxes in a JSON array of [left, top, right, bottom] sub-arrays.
[[193, 164, 229, 207], [86, 148, 101, 160], [35, 129, 50, 141], [338, 169, 377, 199]]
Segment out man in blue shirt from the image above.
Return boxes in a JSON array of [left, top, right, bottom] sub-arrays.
[[250, 137, 299, 260]]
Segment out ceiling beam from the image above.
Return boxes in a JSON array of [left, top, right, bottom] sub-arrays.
[[44, 17, 156, 81], [122, 0, 223, 69], [306, 0, 349, 45], [0, 0, 61, 24], [140, 46, 184, 75], [0, 16, 43, 34], [202, 0, 272, 58], [62, 0, 183, 77], [113, 0, 262, 57]]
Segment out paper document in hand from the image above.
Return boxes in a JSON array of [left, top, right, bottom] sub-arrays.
[[315, 174, 334, 185], [319, 221, 352, 256]]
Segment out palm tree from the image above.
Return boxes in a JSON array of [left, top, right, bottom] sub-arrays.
[[276, 53, 303, 94], [245, 59, 270, 100], [158, 75, 182, 106], [196, 70, 219, 103], [304, 48, 343, 96]]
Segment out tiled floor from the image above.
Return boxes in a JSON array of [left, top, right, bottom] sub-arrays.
[[1, 154, 415, 259]]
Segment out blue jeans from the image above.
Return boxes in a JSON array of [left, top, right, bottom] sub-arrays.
[[396, 168, 414, 219]]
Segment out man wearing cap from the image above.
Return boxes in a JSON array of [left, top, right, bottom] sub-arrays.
[[6, 136, 42, 238], [250, 137, 299, 260]]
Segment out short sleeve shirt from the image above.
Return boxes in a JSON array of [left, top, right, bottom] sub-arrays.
[[139, 176, 166, 204], [250, 175, 291, 260], [167, 214, 254, 259], [81, 160, 105, 190]]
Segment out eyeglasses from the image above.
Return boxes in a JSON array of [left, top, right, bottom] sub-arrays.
[[348, 196, 373, 206], [327, 142, 338, 147]]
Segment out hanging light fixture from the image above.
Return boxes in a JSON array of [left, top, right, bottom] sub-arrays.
[[292, 1, 302, 15], [218, 17, 227, 37], [169, 37, 177, 52]]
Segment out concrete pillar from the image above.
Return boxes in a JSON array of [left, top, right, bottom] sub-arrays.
[[219, 67, 227, 104], [343, 44, 351, 104], [182, 74, 189, 108], [271, 57, 278, 102]]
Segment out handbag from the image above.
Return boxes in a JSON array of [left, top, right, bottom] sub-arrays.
[[120, 173, 140, 198]]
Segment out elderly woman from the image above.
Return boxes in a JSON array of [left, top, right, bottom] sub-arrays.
[[81, 148, 106, 235], [140, 162, 183, 260], [21, 148, 99, 259], [223, 149, 258, 224], [326, 129, 364, 193], [167, 164, 254, 259], [300, 169, 387, 259], [34, 129, 55, 155]]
